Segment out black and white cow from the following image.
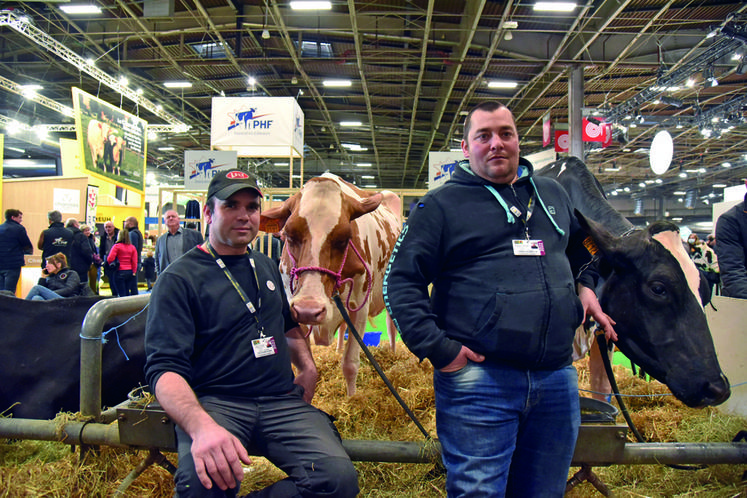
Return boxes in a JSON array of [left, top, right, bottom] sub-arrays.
[[0, 294, 147, 419], [538, 157, 730, 408]]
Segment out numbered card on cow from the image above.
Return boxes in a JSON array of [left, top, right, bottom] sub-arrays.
[[512, 239, 545, 256], [252, 337, 278, 358]]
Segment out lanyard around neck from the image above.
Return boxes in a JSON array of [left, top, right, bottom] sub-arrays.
[[204, 241, 265, 337]]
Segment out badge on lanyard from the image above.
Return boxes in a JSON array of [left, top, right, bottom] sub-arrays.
[[252, 336, 278, 358], [512, 239, 545, 256]]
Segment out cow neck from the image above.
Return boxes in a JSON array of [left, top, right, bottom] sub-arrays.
[[286, 238, 373, 313], [204, 241, 266, 338]]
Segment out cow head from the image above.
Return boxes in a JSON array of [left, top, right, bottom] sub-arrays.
[[576, 211, 730, 407], [260, 177, 383, 328]]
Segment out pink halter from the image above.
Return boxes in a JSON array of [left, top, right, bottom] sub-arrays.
[[286, 239, 373, 313]]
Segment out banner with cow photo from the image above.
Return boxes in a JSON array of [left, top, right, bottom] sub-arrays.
[[184, 150, 238, 190], [72, 87, 148, 194]]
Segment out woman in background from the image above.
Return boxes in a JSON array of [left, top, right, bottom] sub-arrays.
[[107, 228, 139, 296], [25, 252, 89, 300]]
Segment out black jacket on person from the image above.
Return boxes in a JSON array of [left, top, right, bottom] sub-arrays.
[[99, 229, 120, 262], [128, 228, 143, 268], [69, 226, 94, 277], [40, 222, 73, 265], [0, 219, 33, 270], [39, 268, 89, 297], [384, 159, 596, 371], [715, 200, 747, 299]]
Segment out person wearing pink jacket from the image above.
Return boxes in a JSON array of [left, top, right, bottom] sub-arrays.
[[107, 228, 140, 296]]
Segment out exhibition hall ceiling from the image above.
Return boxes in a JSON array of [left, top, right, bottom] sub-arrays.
[[1, 0, 746, 208]]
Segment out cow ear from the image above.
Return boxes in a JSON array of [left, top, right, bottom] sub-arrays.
[[350, 193, 383, 221], [259, 194, 298, 233], [574, 210, 635, 270]]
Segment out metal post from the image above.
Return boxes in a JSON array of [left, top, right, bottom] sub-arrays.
[[80, 294, 150, 420], [569, 64, 584, 160]]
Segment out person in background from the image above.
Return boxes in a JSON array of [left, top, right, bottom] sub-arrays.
[[142, 249, 156, 291], [38, 210, 73, 268], [144, 170, 358, 497], [107, 228, 139, 296], [125, 216, 144, 270], [383, 101, 616, 497], [66, 218, 94, 285], [81, 224, 100, 294], [0, 209, 33, 293], [25, 252, 90, 300], [706, 234, 717, 249], [155, 210, 204, 275], [715, 191, 747, 299], [687, 232, 720, 297], [99, 221, 120, 297]]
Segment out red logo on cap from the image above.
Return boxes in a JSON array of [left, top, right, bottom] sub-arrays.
[[226, 171, 249, 179]]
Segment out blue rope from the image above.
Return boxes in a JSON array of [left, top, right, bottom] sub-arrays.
[[79, 302, 149, 361]]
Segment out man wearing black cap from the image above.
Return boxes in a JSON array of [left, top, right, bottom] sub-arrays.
[[144, 169, 359, 497]]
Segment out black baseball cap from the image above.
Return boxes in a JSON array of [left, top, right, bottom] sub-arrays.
[[208, 169, 263, 200]]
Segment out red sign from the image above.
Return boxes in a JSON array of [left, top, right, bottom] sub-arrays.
[[554, 130, 569, 152], [542, 113, 552, 147]]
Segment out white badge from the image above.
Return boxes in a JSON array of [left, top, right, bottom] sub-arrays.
[[266, 280, 275, 291], [512, 239, 545, 256], [252, 336, 278, 358]]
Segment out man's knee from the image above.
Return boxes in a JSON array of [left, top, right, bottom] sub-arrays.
[[302, 456, 359, 498]]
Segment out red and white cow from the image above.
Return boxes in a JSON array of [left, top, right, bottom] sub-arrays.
[[260, 173, 402, 395]]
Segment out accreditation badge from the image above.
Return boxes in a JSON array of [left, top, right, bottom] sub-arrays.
[[512, 239, 545, 256], [252, 336, 278, 358]]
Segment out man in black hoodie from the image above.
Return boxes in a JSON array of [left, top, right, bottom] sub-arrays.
[[37, 210, 73, 269], [384, 102, 616, 497]]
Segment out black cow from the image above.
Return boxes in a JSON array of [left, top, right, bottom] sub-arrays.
[[0, 294, 147, 420], [537, 157, 730, 408]]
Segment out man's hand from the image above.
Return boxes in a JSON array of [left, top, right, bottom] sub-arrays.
[[190, 421, 252, 491], [578, 284, 617, 342], [293, 366, 319, 403], [439, 345, 485, 373]]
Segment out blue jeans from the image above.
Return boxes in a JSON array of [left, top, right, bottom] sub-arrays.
[[174, 385, 358, 497], [434, 361, 580, 498], [25, 285, 63, 301], [0, 268, 21, 292], [116, 270, 138, 296]]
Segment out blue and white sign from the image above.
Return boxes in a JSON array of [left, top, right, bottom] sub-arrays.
[[184, 150, 238, 190], [428, 151, 463, 190], [210, 97, 304, 158]]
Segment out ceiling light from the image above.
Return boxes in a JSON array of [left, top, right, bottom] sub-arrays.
[[340, 121, 362, 127], [713, 183, 727, 188], [261, 29, 270, 40], [323, 79, 352, 87], [290, 1, 332, 10], [488, 81, 519, 89], [361, 175, 375, 179], [679, 172, 688, 178], [118, 76, 129, 86], [722, 162, 731, 167], [158, 147, 175, 151], [60, 5, 102, 14], [356, 162, 372, 167], [533, 2, 577, 12], [503, 21, 518, 29], [164, 81, 193, 88], [247, 76, 256, 86], [686, 77, 696, 87]]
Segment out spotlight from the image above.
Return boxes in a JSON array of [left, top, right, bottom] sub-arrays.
[[262, 29, 270, 39]]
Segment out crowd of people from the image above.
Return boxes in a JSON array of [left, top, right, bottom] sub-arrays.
[[0, 207, 209, 301]]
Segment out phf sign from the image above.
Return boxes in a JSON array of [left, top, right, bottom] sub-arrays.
[[211, 97, 304, 158]]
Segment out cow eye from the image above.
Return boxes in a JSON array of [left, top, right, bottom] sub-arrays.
[[649, 282, 667, 296]]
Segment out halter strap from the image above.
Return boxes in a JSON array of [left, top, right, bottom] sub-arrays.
[[286, 239, 373, 314]]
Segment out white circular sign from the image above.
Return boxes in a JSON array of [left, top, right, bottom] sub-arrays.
[[650, 130, 673, 175]]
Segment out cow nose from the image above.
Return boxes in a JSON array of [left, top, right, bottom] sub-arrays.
[[291, 297, 327, 324], [704, 374, 731, 406]]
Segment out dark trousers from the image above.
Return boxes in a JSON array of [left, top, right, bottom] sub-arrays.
[[115, 270, 139, 296], [103, 264, 119, 296], [174, 386, 359, 498], [0, 268, 21, 293]]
